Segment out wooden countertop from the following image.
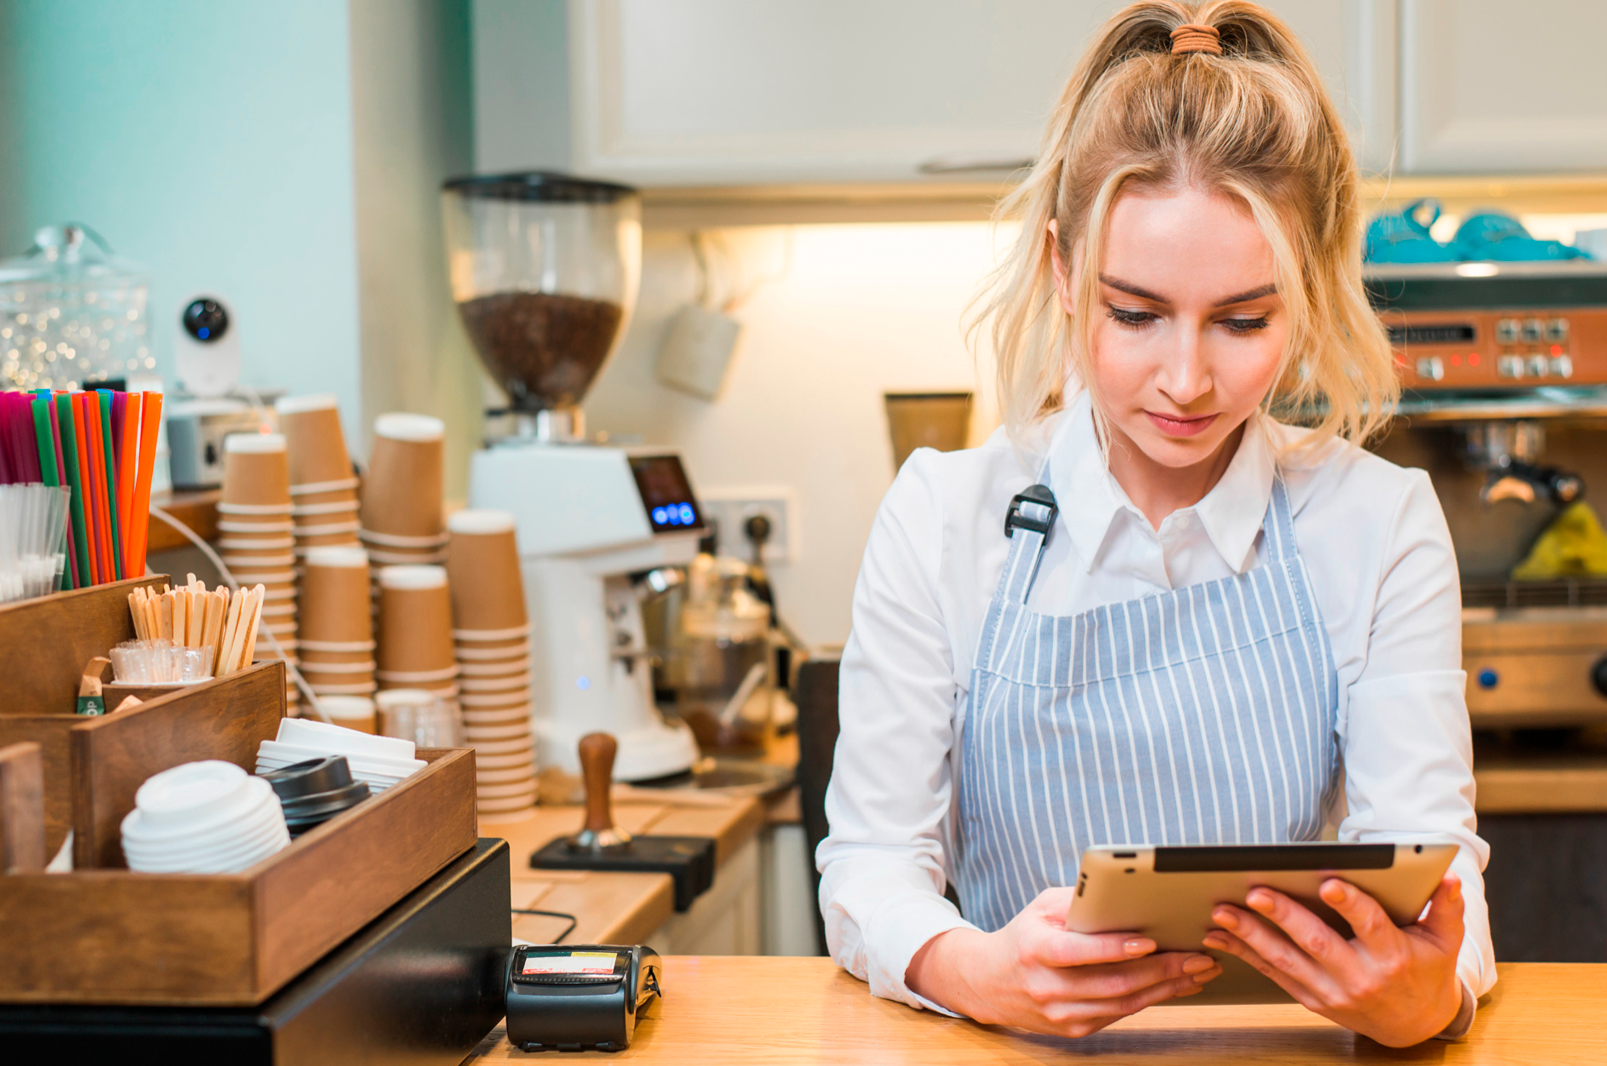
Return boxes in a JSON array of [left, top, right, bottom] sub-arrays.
[[463, 958, 1605, 1064], [481, 792, 766, 946]]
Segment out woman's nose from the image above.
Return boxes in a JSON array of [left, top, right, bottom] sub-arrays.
[[1157, 326, 1212, 406]]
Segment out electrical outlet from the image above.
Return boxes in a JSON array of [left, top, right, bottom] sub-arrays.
[[697, 486, 797, 564]]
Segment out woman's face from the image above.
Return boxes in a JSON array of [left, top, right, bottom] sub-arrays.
[[1058, 185, 1287, 471]]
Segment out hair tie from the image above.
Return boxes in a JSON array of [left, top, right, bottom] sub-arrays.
[[1170, 23, 1223, 55]]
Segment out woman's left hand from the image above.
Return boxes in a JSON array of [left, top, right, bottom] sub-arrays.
[[1203, 873, 1465, 1047]]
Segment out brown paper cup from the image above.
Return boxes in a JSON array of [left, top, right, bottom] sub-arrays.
[[456, 657, 530, 677], [301, 647, 375, 666], [375, 565, 455, 672], [310, 680, 378, 696], [296, 534, 363, 552], [476, 748, 536, 768], [292, 484, 360, 508], [459, 672, 533, 693], [444, 511, 527, 631], [276, 395, 355, 487], [315, 695, 376, 734], [300, 547, 373, 644], [360, 413, 445, 537], [221, 434, 292, 507], [459, 688, 532, 709]]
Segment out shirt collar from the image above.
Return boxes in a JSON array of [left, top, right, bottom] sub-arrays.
[[1043, 391, 1275, 575]]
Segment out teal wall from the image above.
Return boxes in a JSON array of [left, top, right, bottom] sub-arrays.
[[0, 0, 363, 421], [0, 0, 477, 482]]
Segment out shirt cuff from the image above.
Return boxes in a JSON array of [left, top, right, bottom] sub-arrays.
[[862, 889, 976, 1016], [1433, 981, 1477, 1041]]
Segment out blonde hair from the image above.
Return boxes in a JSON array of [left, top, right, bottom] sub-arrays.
[[971, 0, 1397, 447]]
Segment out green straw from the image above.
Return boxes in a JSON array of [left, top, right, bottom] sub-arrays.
[[30, 396, 57, 487]]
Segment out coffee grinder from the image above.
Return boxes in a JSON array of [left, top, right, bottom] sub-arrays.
[[443, 172, 702, 782]]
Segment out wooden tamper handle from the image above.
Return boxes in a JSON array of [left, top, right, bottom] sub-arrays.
[[570, 732, 632, 851]]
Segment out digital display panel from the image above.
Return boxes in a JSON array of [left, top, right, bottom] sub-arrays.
[[628, 454, 704, 533], [1386, 323, 1476, 346]]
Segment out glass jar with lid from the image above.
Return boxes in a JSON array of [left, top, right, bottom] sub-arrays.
[[0, 224, 151, 391]]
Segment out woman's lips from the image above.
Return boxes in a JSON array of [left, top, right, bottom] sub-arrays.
[[1145, 410, 1219, 437]]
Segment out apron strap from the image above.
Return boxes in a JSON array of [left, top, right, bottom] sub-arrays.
[[1261, 475, 1296, 562], [1000, 484, 1057, 606]]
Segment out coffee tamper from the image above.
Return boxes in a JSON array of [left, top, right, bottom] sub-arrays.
[[530, 731, 718, 911], [569, 732, 631, 852]]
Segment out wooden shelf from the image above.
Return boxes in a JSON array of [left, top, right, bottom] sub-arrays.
[[145, 490, 220, 556]]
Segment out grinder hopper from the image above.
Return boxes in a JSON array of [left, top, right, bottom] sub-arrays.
[[442, 173, 641, 439]]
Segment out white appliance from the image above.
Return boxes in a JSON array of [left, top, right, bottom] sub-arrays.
[[469, 445, 704, 780], [444, 171, 696, 780]]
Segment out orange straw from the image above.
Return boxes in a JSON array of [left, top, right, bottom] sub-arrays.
[[118, 393, 142, 577], [129, 392, 163, 577]]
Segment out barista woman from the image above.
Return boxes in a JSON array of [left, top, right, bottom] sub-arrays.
[[818, 1, 1494, 1047]]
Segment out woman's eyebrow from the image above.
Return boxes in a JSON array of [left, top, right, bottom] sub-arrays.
[[1098, 274, 1168, 302], [1213, 283, 1277, 306], [1098, 276, 1277, 307]]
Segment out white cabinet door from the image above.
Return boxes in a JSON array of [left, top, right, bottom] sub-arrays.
[[1400, 0, 1607, 173], [564, 0, 1390, 186]]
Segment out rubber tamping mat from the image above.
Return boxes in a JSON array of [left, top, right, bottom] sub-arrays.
[[530, 835, 717, 911]]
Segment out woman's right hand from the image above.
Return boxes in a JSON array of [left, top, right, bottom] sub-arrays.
[[905, 887, 1222, 1037]]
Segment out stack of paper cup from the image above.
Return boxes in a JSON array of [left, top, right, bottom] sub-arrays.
[[219, 433, 298, 710], [299, 546, 375, 700], [375, 565, 460, 706], [446, 509, 535, 813], [277, 394, 360, 560], [360, 414, 447, 605]]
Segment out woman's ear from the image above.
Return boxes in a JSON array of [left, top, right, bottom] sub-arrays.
[[1046, 220, 1079, 316]]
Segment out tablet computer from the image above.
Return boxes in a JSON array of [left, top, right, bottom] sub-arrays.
[[1064, 842, 1457, 1005]]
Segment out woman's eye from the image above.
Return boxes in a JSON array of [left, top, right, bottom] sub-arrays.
[[1221, 316, 1270, 334], [1106, 306, 1157, 329]]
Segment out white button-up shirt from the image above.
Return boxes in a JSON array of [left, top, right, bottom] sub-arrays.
[[818, 390, 1495, 1017]]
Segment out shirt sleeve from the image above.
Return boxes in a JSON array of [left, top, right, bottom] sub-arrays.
[[1334, 468, 1497, 1008], [816, 449, 977, 1013]]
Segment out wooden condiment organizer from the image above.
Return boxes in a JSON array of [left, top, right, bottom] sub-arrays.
[[0, 577, 479, 1006], [0, 576, 167, 856]]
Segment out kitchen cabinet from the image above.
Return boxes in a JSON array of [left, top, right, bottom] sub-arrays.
[[554, 0, 1394, 186], [1399, 0, 1607, 174]]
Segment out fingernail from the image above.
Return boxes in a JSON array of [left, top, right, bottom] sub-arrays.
[[1182, 954, 1214, 974], [1202, 934, 1227, 950], [1176, 982, 1204, 997], [1214, 908, 1239, 929], [1124, 937, 1155, 956], [1247, 890, 1272, 911], [1193, 965, 1222, 984]]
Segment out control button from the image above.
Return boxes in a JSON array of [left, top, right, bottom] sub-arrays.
[[1546, 318, 1569, 342], [1477, 668, 1500, 690], [1593, 655, 1607, 699], [1551, 354, 1574, 379], [1522, 319, 1545, 343], [1498, 355, 1525, 379], [1415, 356, 1445, 381], [1527, 353, 1550, 379], [1496, 319, 1520, 343]]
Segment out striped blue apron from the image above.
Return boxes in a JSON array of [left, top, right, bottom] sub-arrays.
[[953, 472, 1340, 931]]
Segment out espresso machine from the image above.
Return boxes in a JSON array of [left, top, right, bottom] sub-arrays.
[[1367, 261, 1607, 963], [1367, 261, 1607, 729], [444, 173, 702, 782]]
